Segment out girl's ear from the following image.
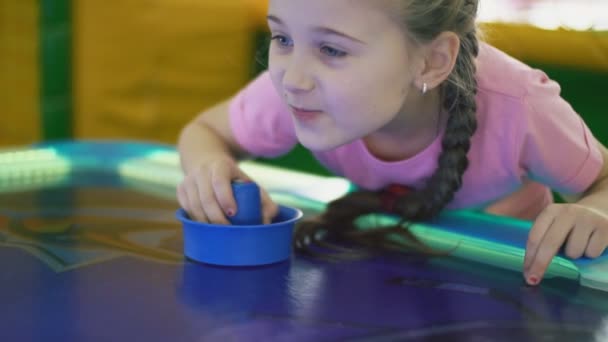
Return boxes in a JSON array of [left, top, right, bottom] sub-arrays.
[[415, 32, 460, 92]]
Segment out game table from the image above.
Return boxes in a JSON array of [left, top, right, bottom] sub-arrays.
[[1, 141, 606, 341]]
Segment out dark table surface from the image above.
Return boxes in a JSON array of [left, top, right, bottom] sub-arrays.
[[0, 141, 606, 342]]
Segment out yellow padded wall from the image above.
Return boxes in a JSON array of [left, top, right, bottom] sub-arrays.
[[481, 23, 608, 72], [0, 0, 40, 146], [73, 0, 258, 143]]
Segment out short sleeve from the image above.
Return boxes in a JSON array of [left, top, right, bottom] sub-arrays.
[[228, 71, 298, 157], [517, 70, 603, 194]]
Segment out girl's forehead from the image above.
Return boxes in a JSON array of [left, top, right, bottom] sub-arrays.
[[268, 0, 394, 15], [267, 0, 398, 34]]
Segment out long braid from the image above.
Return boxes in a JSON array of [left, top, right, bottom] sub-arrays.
[[294, 0, 480, 257], [399, 29, 480, 219]]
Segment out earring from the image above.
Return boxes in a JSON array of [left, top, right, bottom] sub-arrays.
[[421, 83, 428, 95]]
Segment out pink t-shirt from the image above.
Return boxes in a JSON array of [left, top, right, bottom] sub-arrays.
[[229, 43, 603, 220]]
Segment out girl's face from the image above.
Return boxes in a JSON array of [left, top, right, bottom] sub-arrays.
[[267, 0, 422, 152]]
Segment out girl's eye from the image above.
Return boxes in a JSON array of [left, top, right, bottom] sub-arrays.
[[320, 46, 347, 58], [271, 35, 293, 47]]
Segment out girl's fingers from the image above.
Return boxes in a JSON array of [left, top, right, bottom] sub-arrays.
[[526, 214, 576, 284], [524, 206, 557, 270], [212, 180, 236, 219], [196, 176, 230, 225], [177, 183, 191, 214], [180, 160, 273, 226], [564, 223, 594, 259], [212, 162, 253, 218], [260, 188, 279, 225], [585, 229, 608, 258], [184, 181, 208, 223]]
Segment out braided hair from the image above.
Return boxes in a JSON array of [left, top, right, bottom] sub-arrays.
[[294, 0, 480, 258]]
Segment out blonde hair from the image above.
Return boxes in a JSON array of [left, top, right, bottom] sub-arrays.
[[294, 0, 481, 258]]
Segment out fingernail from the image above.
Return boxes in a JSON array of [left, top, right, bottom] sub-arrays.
[[226, 209, 235, 217], [528, 275, 539, 285]]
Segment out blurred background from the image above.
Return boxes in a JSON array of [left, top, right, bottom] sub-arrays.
[[1, 0, 607, 174]]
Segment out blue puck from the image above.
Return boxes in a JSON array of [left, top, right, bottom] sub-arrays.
[[229, 181, 262, 225]]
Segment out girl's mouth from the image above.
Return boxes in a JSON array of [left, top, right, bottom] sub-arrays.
[[289, 105, 323, 122]]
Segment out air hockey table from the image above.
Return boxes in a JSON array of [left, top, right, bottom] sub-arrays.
[[0, 141, 607, 341]]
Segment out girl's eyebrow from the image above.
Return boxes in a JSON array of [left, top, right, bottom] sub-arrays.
[[266, 15, 366, 45]]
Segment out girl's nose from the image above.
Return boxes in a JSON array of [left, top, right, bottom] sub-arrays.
[[282, 62, 315, 94]]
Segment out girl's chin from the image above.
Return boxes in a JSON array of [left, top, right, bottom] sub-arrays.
[[294, 126, 357, 151], [297, 136, 347, 152]]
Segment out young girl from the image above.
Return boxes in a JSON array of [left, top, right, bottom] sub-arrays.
[[177, 0, 608, 286]]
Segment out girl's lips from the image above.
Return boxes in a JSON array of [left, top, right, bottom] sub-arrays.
[[289, 105, 323, 122]]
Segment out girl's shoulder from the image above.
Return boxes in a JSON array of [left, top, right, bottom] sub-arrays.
[[476, 42, 560, 102], [474, 42, 569, 134]]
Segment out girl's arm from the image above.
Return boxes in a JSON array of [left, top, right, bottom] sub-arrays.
[[523, 141, 608, 285], [176, 99, 280, 224], [177, 99, 249, 174], [561, 142, 608, 208]]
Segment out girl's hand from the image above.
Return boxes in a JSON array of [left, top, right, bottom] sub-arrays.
[[177, 157, 278, 225], [523, 203, 608, 285]]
